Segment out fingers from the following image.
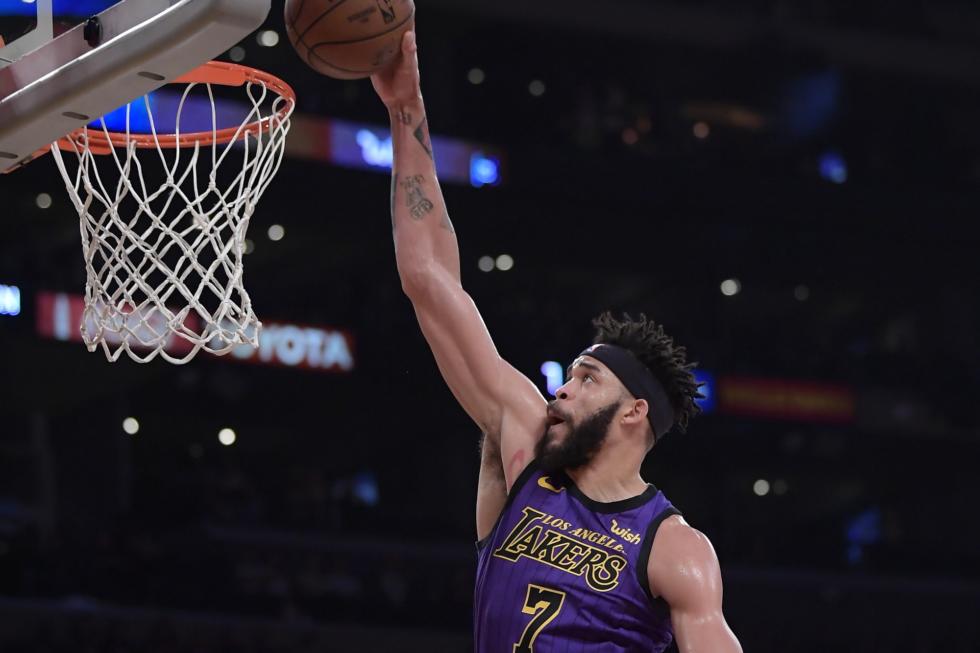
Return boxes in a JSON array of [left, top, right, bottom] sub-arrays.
[[402, 30, 419, 79], [404, 30, 417, 54]]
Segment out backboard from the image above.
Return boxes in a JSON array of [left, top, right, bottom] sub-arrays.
[[0, 0, 272, 173]]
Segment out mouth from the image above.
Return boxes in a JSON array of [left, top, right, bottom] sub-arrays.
[[546, 410, 566, 428]]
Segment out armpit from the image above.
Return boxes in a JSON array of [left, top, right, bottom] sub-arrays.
[[479, 432, 502, 465]]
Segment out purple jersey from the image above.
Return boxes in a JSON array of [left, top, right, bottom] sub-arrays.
[[474, 458, 681, 653]]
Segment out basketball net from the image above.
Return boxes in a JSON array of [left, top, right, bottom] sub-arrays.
[[49, 62, 295, 364]]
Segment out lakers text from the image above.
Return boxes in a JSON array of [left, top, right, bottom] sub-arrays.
[[493, 507, 630, 592]]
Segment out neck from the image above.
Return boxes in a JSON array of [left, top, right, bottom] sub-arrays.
[[564, 436, 647, 503]]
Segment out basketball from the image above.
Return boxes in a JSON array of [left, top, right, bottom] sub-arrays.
[[285, 0, 416, 80]]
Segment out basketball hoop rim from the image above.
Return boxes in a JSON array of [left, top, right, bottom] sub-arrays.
[[58, 60, 296, 153]]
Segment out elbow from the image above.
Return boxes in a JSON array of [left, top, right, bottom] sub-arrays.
[[398, 258, 439, 301]]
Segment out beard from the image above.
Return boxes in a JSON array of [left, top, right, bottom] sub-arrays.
[[535, 400, 622, 475]]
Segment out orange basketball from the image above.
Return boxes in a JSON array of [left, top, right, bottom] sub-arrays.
[[284, 0, 416, 80]]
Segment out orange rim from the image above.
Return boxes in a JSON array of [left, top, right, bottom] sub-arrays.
[[56, 61, 296, 154]]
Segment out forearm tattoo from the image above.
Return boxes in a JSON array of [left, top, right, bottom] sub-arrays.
[[414, 117, 433, 159], [400, 175, 435, 220]]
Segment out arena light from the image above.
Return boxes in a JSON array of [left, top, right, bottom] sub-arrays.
[[352, 471, 380, 507], [257, 30, 280, 47], [845, 507, 881, 565], [693, 370, 715, 413], [720, 279, 741, 296], [218, 428, 237, 446], [540, 361, 564, 396], [356, 129, 394, 168], [35, 193, 52, 209], [819, 151, 847, 184], [122, 417, 140, 435], [753, 479, 770, 496], [267, 224, 285, 241], [478, 256, 495, 272], [0, 284, 21, 316], [470, 153, 500, 187]]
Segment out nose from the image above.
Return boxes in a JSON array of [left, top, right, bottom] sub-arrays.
[[555, 378, 574, 400]]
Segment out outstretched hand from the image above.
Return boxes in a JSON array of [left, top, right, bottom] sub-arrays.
[[372, 30, 422, 110]]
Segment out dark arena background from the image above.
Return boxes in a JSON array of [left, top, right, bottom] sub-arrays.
[[2, 1, 980, 651]]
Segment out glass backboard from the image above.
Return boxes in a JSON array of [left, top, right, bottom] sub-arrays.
[[0, 0, 271, 172]]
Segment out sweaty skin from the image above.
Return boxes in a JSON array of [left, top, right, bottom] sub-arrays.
[[507, 448, 527, 484], [371, 29, 742, 653]]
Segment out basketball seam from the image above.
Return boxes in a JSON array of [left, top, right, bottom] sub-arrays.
[[296, 0, 353, 45], [307, 7, 415, 46], [287, 0, 308, 27]]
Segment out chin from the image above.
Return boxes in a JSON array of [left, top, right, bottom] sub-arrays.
[[543, 426, 566, 443], [537, 430, 561, 459]]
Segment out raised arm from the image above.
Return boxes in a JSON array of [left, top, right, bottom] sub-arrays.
[[371, 31, 546, 488]]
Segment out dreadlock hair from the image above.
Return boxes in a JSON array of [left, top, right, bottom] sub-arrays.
[[591, 311, 704, 442]]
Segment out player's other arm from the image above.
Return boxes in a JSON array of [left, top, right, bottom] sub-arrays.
[[649, 520, 743, 653], [371, 32, 546, 488]]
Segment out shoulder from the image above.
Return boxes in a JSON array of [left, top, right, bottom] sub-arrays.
[[646, 515, 723, 608]]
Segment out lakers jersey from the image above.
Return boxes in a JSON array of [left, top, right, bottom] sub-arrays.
[[474, 459, 681, 653]]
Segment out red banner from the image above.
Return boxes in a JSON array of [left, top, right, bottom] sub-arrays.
[[35, 291, 354, 372], [717, 376, 855, 423]]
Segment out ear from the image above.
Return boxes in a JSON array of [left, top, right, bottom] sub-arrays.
[[621, 398, 649, 427]]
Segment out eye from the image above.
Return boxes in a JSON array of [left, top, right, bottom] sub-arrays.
[[584, 374, 595, 383]]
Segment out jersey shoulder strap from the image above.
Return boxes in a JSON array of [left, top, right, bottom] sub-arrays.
[[635, 504, 683, 603]]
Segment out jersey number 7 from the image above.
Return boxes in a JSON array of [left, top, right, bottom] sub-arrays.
[[514, 584, 567, 653]]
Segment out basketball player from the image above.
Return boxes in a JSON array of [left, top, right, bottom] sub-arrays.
[[372, 30, 743, 653]]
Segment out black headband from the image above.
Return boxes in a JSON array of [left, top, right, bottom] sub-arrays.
[[576, 343, 674, 441]]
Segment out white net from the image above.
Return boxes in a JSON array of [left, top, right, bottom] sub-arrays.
[[50, 69, 293, 364]]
